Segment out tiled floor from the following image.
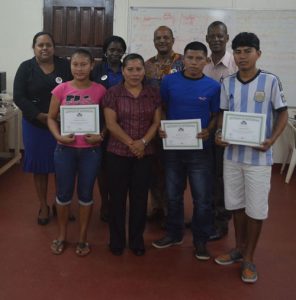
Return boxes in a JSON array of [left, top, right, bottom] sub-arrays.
[[0, 163, 295, 300]]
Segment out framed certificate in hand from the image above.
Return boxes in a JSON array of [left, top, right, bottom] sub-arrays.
[[222, 111, 266, 147], [161, 119, 203, 150], [60, 105, 100, 136]]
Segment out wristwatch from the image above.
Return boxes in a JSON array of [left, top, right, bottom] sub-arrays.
[[215, 128, 222, 136], [141, 138, 148, 147]]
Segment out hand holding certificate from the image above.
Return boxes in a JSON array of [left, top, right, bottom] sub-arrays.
[[222, 111, 266, 147], [60, 105, 100, 136], [161, 119, 203, 150]]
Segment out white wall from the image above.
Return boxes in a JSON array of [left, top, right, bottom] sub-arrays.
[[1, 0, 295, 162], [0, 0, 43, 94], [2, 0, 296, 94]]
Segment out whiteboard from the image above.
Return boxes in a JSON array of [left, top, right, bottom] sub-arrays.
[[128, 7, 296, 106]]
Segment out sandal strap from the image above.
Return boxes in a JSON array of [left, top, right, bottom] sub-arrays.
[[51, 240, 65, 255], [76, 242, 91, 256]]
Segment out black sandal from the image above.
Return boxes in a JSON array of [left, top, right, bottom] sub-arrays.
[[37, 205, 50, 225], [75, 242, 91, 257]]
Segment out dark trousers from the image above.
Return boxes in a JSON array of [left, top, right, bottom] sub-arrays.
[[150, 137, 167, 213], [106, 152, 153, 250], [165, 149, 213, 245], [212, 145, 231, 233]]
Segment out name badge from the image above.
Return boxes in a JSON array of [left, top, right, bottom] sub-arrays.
[[55, 77, 63, 84], [254, 91, 265, 102]]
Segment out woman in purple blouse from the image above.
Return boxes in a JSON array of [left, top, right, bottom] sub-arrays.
[[103, 53, 161, 256]]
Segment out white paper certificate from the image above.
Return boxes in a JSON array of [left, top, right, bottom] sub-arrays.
[[60, 105, 100, 136], [222, 111, 266, 147], [161, 119, 203, 150]]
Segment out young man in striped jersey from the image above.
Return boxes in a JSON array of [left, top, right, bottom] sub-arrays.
[[214, 32, 288, 283]]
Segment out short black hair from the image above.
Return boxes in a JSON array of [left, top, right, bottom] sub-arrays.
[[71, 48, 94, 63], [184, 41, 208, 56], [32, 31, 55, 48], [207, 21, 228, 34], [103, 35, 127, 54], [122, 53, 144, 68], [232, 32, 260, 50]]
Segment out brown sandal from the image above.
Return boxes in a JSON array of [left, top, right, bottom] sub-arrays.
[[51, 240, 66, 255], [75, 242, 91, 257]]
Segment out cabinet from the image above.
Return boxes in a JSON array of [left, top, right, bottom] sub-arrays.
[[0, 107, 22, 175]]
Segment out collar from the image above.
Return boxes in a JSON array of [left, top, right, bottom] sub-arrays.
[[210, 51, 232, 67], [107, 63, 122, 74], [154, 51, 177, 63], [118, 82, 150, 98]]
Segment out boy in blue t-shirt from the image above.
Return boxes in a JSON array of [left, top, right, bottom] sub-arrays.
[[152, 41, 220, 260], [215, 32, 288, 283]]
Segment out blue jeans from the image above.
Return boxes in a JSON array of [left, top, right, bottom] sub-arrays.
[[54, 145, 102, 205], [165, 149, 213, 245]]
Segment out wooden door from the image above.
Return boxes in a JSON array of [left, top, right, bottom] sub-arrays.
[[43, 0, 114, 59]]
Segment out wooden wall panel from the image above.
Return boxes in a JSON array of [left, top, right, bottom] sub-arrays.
[[94, 8, 105, 46], [66, 7, 78, 45], [80, 8, 92, 46], [44, 0, 114, 58], [52, 7, 64, 45]]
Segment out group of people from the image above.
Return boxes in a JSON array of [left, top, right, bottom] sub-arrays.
[[13, 20, 288, 284]]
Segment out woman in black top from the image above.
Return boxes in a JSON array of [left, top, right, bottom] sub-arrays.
[[13, 32, 72, 225]]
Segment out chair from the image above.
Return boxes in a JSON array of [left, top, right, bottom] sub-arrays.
[[280, 120, 296, 183]]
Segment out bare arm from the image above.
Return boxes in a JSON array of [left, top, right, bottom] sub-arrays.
[[104, 107, 161, 158], [140, 107, 161, 145], [215, 110, 229, 147], [47, 95, 75, 144], [104, 107, 134, 146], [197, 112, 218, 140], [131, 107, 161, 158]]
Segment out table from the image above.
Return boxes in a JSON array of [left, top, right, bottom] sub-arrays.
[[0, 106, 22, 175]]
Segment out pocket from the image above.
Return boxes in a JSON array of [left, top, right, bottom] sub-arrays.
[[55, 144, 69, 153]]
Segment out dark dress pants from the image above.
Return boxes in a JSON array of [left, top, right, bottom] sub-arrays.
[[106, 152, 153, 251]]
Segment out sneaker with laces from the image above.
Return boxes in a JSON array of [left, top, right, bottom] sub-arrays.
[[152, 236, 183, 249], [241, 261, 258, 283], [214, 249, 243, 265], [195, 243, 211, 260]]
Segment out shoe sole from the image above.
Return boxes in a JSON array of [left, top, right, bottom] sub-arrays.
[[214, 257, 243, 265], [241, 275, 258, 283], [195, 255, 211, 261], [152, 240, 183, 249]]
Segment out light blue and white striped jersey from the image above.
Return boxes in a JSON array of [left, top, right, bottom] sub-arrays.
[[220, 70, 287, 166]]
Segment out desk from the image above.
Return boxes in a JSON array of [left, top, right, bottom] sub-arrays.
[[0, 106, 22, 175]]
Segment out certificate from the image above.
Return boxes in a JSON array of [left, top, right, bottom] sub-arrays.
[[60, 105, 100, 136], [161, 119, 203, 150], [222, 111, 266, 147]]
